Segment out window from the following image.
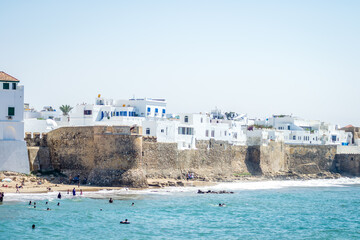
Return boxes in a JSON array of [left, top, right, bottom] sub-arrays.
[[12, 83, 16, 89], [225, 131, 227, 136], [155, 108, 158, 113], [116, 112, 119, 116], [205, 130, 209, 137], [293, 136, 296, 140], [8, 107, 15, 116], [84, 110, 92, 115], [161, 129, 164, 133], [3, 83, 9, 89], [178, 127, 194, 135], [288, 126, 290, 130], [147, 107, 151, 112], [332, 135, 337, 142], [146, 128, 150, 135], [211, 130, 215, 137], [162, 109, 165, 114], [201, 118, 203, 123], [120, 111, 127, 116], [184, 116, 188, 123]]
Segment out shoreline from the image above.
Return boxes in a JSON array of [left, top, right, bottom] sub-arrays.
[[1, 171, 358, 195]]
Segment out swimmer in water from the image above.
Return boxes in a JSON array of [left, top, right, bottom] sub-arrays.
[[100, 209, 103, 211], [46, 208, 51, 211], [120, 219, 130, 224], [219, 203, 223, 207], [131, 202, 134, 206], [46, 201, 48, 205], [109, 198, 113, 203], [32, 224, 35, 229], [57, 202, 60, 206], [29, 201, 32, 205], [34, 206, 36, 209]]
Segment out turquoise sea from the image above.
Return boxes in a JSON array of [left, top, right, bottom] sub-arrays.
[[1, 178, 360, 240]]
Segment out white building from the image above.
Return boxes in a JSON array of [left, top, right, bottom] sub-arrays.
[[253, 115, 352, 146], [0, 71, 29, 173]]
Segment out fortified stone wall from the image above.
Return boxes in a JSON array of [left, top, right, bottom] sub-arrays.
[[142, 139, 249, 181], [25, 126, 360, 187], [45, 126, 147, 187], [334, 154, 360, 176], [284, 145, 337, 174]]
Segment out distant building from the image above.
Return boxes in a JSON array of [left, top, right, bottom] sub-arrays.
[[0, 71, 29, 173]]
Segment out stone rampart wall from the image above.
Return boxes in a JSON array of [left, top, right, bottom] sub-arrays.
[[25, 126, 360, 187], [45, 126, 147, 187], [142, 140, 249, 181], [284, 145, 337, 174], [335, 154, 360, 176]]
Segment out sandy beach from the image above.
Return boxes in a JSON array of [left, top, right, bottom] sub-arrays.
[[0, 171, 217, 194]]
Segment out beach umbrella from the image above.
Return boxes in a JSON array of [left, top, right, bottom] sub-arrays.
[[2, 178, 12, 182]]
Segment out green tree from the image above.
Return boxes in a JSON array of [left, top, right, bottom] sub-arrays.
[[59, 105, 73, 116]]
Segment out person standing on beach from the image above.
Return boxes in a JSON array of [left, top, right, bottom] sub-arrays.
[[58, 192, 61, 199], [72, 188, 76, 196], [16, 184, 20, 193]]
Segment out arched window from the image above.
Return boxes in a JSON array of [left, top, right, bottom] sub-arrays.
[[184, 116, 188, 123]]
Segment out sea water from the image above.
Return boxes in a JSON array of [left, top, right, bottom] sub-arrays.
[[1, 178, 360, 240]]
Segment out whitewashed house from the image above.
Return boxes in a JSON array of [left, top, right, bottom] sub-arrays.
[[254, 115, 352, 145], [0, 72, 29, 173]]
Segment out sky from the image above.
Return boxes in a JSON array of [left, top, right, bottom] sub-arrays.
[[0, 0, 359, 126]]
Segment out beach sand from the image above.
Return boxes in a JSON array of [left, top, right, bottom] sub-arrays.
[[0, 172, 216, 194]]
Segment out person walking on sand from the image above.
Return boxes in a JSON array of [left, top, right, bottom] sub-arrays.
[[16, 184, 20, 193], [72, 188, 76, 196]]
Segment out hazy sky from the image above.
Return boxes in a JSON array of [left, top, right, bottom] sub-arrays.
[[1, 1, 359, 126]]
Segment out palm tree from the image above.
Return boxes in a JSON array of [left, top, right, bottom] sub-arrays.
[[59, 105, 73, 116]]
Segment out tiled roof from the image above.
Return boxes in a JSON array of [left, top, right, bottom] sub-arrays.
[[0, 71, 20, 82]]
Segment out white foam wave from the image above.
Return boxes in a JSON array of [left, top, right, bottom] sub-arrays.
[[2, 178, 360, 201]]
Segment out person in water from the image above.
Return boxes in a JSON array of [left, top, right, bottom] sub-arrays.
[[57, 202, 60, 206], [131, 203, 134, 206], [72, 188, 76, 196], [46, 208, 51, 211], [109, 198, 113, 203], [32, 224, 35, 229], [57, 192, 61, 199], [34, 206, 36, 209], [120, 219, 130, 224], [29, 201, 32, 205], [46, 202, 48, 205]]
